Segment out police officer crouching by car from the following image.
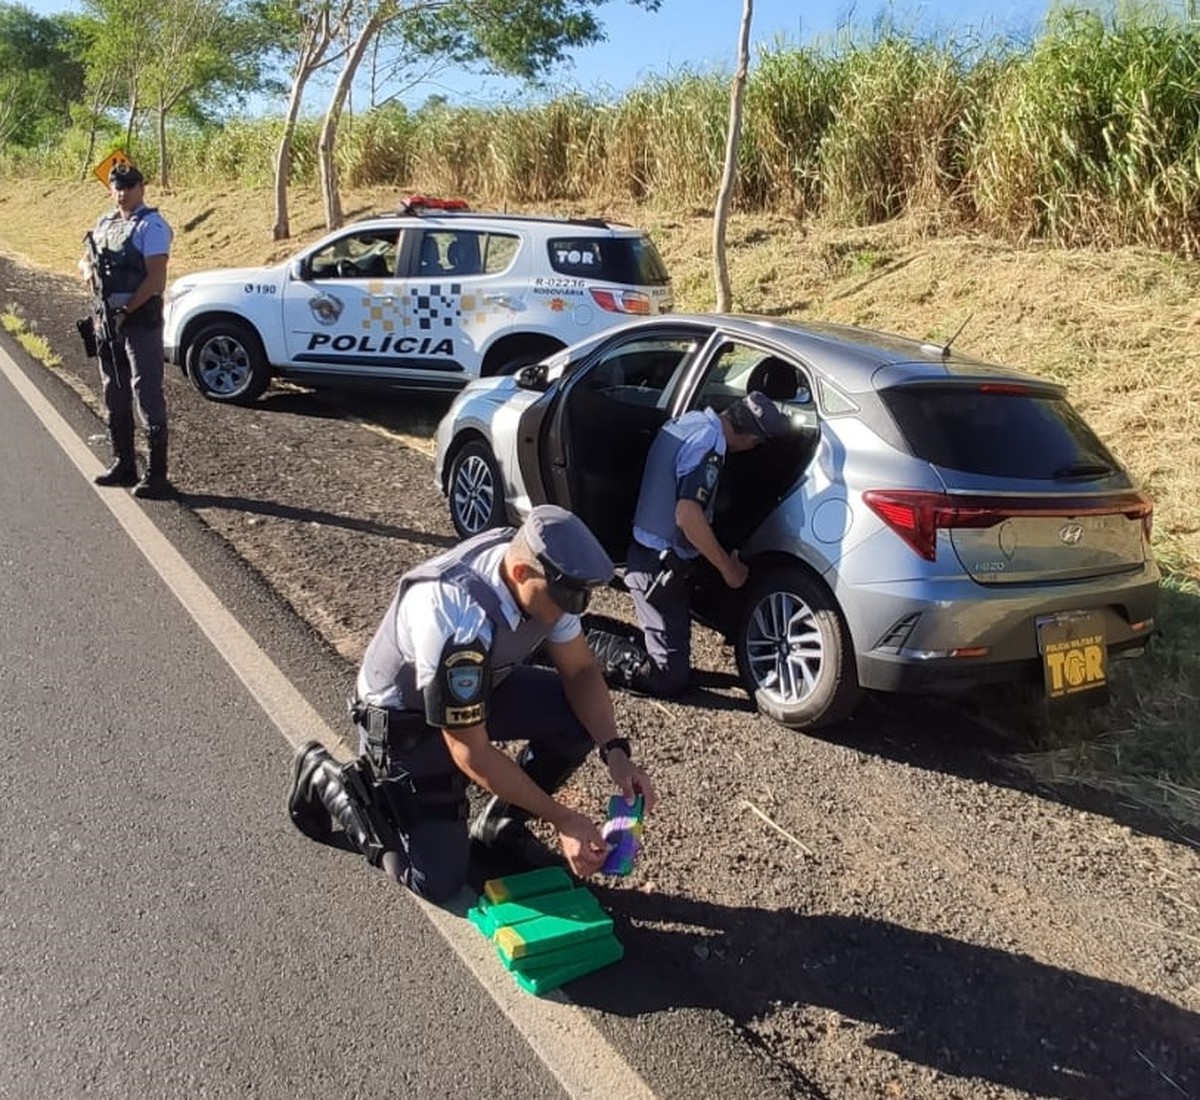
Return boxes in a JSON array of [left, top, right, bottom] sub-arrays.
[[288, 505, 656, 903], [81, 162, 174, 498]]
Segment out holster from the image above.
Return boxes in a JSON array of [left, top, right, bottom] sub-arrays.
[[348, 698, 432, 773], [76, 317, 98, 359], [339, 756, 402, 868]]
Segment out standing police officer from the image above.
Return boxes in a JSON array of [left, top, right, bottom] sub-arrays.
[[592, 392, 790, 697], [288, 505, 656, 904], [85, 163, 174, 498]]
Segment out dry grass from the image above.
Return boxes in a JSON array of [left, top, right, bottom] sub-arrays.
[[1, 178, 1196, 825]]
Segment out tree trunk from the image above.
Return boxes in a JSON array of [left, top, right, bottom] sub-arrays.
[[273, 72, 312, 240], [319, 10, 383, 230], [713, 0, 753, 312], [157, 105, 170, 189]]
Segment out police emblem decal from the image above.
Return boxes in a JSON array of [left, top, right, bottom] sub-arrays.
[[449, 665, 483, 702]]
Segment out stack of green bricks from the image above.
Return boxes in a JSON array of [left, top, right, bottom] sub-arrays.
[[467, 866, 623, 995]]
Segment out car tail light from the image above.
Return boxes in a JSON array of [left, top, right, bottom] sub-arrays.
[[589, 288, 652, 314], [862, 489, 1154, 562]]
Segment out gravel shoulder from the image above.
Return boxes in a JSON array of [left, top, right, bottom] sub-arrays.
[[5, 252, 1198, 1100]]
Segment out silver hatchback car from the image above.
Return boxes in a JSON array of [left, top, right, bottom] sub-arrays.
[[433, 315, 1159, 729]]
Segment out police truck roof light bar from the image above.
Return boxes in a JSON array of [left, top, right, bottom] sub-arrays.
[[397, 194, 471, 215]]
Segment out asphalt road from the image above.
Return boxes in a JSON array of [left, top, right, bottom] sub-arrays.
[[0, 347, 587, 1098]]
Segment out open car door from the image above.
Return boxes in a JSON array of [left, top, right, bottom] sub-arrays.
[[538, 324, 715, 560]]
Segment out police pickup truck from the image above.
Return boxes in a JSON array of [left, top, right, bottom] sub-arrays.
[[164, 196, 674, 404]]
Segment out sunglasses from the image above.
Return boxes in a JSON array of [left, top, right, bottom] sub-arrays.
[[535, 555, 597, 615]]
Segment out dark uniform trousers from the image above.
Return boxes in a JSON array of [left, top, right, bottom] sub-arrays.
[[362, 664, 594, 902], [99, 319, 168, 432], [623, 539, 694, 698]]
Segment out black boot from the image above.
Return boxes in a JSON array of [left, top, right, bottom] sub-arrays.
[[132, 424, 172, 499], [470, 746, 580, 867], [94, 412, 138, 487], [586, 628, 653, 692], [287, 740, 374, 853]]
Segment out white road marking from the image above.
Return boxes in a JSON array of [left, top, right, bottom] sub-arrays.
[[0, 344, 658, 1100]]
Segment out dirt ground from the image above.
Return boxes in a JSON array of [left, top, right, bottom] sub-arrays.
[[3, 245, 1198, 1099]]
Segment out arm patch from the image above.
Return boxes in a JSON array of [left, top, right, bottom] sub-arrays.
[[425, 637, 491, 729], [678, 449, 723, 507]]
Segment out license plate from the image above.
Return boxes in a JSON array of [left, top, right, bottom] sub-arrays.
[[1037, 611, 1108, 706]]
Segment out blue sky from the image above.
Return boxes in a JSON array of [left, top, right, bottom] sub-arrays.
[[23, 0, 1051, 108]]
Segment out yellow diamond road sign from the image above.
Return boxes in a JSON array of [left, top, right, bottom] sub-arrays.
[[93, 150, 136, 186]]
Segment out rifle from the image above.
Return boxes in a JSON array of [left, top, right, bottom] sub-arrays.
[[75, 230, 119, 386]]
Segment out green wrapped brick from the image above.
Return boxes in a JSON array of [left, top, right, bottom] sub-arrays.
[[494, 903, 614, 961], [482, 866, 574, 904], [512, 937, 625, 995], [470, 886, 604, 939]]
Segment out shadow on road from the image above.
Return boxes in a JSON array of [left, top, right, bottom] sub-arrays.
[[575, 886, 1200, 1100]]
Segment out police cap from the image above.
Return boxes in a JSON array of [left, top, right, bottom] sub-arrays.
[[108, 163, 145, 188], [521, 505, 613, 614], [729, 390, 791, 440]]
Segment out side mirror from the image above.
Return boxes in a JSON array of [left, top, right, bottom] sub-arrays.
[[515, 362, 549, 391], [289, 259, 308, 281]]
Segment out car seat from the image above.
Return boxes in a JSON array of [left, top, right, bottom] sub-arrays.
[[745, 356, 799, 402], [446, 236, 482, 276], [419, 236, 442, 275]]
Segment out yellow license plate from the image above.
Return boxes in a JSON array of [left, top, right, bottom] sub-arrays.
[[1037, 611, 1108, 705]]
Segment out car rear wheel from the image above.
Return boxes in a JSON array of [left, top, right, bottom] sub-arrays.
[[734, 565, 861, 730], [447, 439, 506, 538], [186, 320, 271, 404]]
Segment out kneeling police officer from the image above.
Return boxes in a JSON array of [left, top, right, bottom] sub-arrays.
[[288, 505, 656, 903]]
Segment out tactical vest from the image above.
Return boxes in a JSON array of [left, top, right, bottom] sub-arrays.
[[94, 206, 157, 296], [632, 411, 723, 558], [360, 528, 552, 709]]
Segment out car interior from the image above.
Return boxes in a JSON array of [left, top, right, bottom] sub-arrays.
[[556, 338, 820, 560]]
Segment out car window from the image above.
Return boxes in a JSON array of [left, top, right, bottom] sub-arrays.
[[547, 236, 670, 285], [578, 336, 698, 408], [695, 343, 812, 412], [881, 384, 1120, 478], [308, 230, 398, 279], [414, 230, 519, 277]]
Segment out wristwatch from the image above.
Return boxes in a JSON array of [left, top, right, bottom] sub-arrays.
[[598, 736, 631, 764]]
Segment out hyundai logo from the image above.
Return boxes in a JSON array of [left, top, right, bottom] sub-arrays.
[[1059, 523, 1084, 545]]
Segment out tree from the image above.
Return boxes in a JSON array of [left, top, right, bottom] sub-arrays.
[[253, 0, 356, 239], [305, 0, 663, 231], [713, 0, 752, 312], [140, 0, 270, 187], [78, 0, 270, 185], [0, 4, 85, 147]]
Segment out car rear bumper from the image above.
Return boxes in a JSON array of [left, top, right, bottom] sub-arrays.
[[841, 566, 1160, 695], [858, 632, 1152, 694]]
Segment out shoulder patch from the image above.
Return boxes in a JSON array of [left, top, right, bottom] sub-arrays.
[[426, 637, 491, 729]]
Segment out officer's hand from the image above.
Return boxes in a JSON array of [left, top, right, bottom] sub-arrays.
[[113, 308, 127, 334], [607, 755, 657, 815], [555, 808, 608, 878], [722, 549, 750, 590]]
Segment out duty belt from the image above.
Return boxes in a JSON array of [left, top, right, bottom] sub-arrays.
[[347, 697, 432, 772]]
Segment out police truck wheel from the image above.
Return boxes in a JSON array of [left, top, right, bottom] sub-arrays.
[[447, 439, 505, 538], [734, 565, 862, 730], [186, 320, 271, 404]]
